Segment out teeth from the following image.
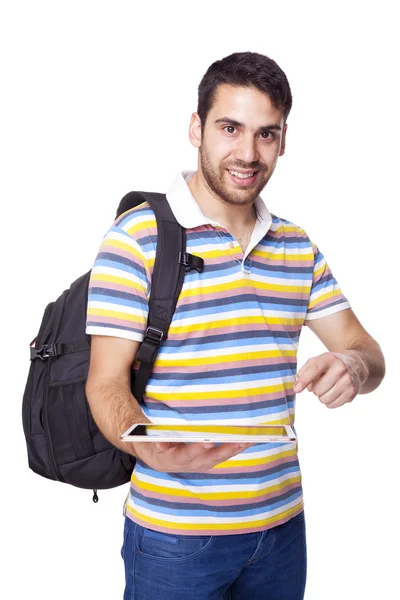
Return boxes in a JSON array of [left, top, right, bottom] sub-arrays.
[[229, 170, 255, 179]]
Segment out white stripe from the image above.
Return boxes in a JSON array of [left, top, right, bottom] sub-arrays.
[[92, 265, 141, 282], [157, 343, 297, 360], [103, 230, 144, 253], [88, 300, 146, 317], [120, 211, 155, 229], [91, 266, 147, 288], [146, 375, 294, 394], [85, 326, 143, 342], [145, 409, 291, 425], [181, 271, 312, 290], [305, 302, 351, 321], [172, 308, 303, 327]]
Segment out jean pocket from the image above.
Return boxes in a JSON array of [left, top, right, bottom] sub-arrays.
[[120, 518, 129, 560], [136, 526, 215, 563]]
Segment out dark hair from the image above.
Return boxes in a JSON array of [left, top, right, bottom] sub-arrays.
[[197, 52, 292, 129]]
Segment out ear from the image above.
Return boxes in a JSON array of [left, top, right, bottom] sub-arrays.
[[189, 112, 202, 148], [279, 124, 288, 157]]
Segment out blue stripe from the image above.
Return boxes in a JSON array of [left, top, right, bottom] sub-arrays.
[[135, 463, 300, 485], [159, 330, 300, 352], [89, 291, 147, 310], [174, 299, 307, 319], [94, 256, 148, 281], [148, 368, 294, 385]]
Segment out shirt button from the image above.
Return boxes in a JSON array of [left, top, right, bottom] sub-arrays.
[[229, 241, 235, 249]]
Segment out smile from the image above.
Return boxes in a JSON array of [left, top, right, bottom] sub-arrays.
[[226, 169, 259, 186], [228, 170, 256, 179]]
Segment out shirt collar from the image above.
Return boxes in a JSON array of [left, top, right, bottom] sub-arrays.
[[166, 170, 273, 236]]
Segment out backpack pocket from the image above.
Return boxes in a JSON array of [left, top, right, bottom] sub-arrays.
[[47, 378, 96, 465]]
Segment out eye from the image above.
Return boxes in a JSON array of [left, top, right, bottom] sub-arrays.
[[259, 131, 274, 140], [223, 125, 237, 134]]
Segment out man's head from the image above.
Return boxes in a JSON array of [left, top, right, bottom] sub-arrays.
[[189, 52, 292, 207]]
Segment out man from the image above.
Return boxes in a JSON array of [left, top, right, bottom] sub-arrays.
[[85, 52, 385, 600]]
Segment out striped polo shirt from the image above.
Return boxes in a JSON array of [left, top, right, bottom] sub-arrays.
[[86, 170, 351, 535]]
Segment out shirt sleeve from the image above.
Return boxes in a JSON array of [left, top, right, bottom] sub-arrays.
[[85, 224, 150, 342], [304, 241, 351, 323]]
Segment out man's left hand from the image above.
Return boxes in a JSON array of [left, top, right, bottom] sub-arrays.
[[293, 351, 368, 408]]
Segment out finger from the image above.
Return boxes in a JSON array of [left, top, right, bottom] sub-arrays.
[[194, 442, 252, 471], [294, 354, 334, 393], [317, 372, 355, 406], [308, 368, 343, 398], [323, 391, 351, 409], [163, 441, 226, 468]]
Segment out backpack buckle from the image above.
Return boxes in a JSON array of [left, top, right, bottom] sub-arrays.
[[179, 252, 204, 273], [144, 327, 164, 344], [30, 344, 57, 361]]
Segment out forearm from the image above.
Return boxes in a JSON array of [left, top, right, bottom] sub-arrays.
[[86, 379, 148, 455], [341, 338, 386, 394]]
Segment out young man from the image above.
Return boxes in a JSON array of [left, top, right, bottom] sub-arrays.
[[85, 52, 385, 600]]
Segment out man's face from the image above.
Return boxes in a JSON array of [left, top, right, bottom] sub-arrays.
[[195, 84, 287, 206]]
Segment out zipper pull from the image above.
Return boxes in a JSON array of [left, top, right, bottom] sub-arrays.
[[92, 489, 99, 503]]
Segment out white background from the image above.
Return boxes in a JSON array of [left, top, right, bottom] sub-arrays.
[[1, 1, 398, 598]]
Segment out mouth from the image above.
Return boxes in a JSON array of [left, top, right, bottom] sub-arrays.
[[226, 169, 260, 187]]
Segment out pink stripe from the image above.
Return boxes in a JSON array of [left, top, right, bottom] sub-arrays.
[[88, 315, 145, 329], [143, 392, 294, 406]]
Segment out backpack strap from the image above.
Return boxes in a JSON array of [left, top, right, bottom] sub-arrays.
[[117, 191, 204, 404]]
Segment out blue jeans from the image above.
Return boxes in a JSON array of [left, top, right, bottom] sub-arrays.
[[121, 511, 307, 599]]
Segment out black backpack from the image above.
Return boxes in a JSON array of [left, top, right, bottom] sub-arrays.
[[22, 191, 204, 502]]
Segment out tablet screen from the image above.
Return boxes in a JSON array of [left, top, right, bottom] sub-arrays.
[[127, 424, 289, 438]]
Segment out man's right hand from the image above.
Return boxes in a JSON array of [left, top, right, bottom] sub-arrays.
[[132, 440, 253, 473]]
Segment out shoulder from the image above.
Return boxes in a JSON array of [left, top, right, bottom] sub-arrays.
[[269, 213, 312, 245], [113, 201, 157, 241]]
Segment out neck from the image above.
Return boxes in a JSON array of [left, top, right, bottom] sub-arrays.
[[188, 169, 257, 231]]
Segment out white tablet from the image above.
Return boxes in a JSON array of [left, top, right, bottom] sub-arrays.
[[120, 423, 296, 443]]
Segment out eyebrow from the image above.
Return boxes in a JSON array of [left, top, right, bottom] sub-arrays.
[[214, 117, 282, 133]]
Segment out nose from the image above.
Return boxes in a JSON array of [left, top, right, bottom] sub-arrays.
[[234, 133, 258, 164]]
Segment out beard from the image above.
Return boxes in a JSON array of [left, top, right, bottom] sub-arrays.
[[199, 144, 272, 207]]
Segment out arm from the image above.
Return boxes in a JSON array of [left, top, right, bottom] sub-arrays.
[[294, 309, 385, 406], [86, 335, 251, 470], [86, 335, 148, 456]]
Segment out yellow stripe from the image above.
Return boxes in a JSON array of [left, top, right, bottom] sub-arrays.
[[87, 307, 147, 323], [252, 249, 314, 261], [90, 273, 145, 292], [169, 316, 304, 335], [126, 504, 303, 531], [214, 447, 297, 469], [156, 349, 296, 367], [102, 238, 144, 261], [308, 289, 341, 310], [125, 219, 156, 235], [313, 264, 327, 279], [180, 279, 309, 298], [149, 381, 294, 401], [131, 474, 300, 500]]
